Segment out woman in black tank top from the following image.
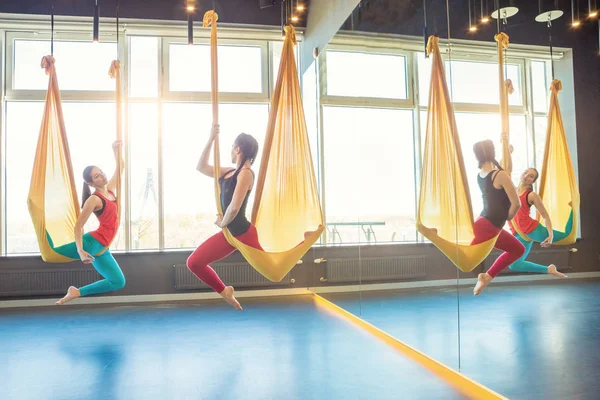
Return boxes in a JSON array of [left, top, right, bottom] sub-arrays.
[[470, 139, 524, 296], [187, 125, 263, 311]]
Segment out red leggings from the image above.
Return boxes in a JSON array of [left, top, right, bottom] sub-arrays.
[[471, 217, 525, 277], [186, 225, 264, 293]]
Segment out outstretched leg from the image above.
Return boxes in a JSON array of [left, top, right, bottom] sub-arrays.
[[509, 232, 567, 277], [55, 235, 126, 305], [186, 232, 242, 310], [471, 218, 525, 296]]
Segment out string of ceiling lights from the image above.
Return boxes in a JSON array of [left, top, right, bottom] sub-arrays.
[[90, 1, 307, 46], [183, 0, 307, 44], [466, 0, 598, 33]]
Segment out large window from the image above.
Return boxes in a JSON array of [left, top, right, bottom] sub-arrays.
[[323, 107, 416, 244], [0, 26, 570, 254], [320, 47, 416, 244]]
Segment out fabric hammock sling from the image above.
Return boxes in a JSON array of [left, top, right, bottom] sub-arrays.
[[495, 32, 513, 176], [416, 36, 506, 272], [509, 79, 580, 245], [27, 56, 123, 262], [204, 11, 324, 282]]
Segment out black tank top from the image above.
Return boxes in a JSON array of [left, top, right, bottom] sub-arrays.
[[478, 170, 511, 229], [219, 168, 253, 236]]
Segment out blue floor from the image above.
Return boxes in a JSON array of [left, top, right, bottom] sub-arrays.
[[0, 295, 465, 400], [323, 279, 600, 400]]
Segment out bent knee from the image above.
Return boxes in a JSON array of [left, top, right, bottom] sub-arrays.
[[186, 254, 207, 274], [512, 245, 526, 260], [111, 274, 126, 290]]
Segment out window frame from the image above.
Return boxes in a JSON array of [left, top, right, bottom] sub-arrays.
[[5, 31, 126, 102], [161, 36, 269, 103], [0, 14, 576, 253], [417, 51, 528, 114], [320, 44, 415, 109]]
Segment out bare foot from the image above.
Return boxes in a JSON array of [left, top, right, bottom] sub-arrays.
[[548, 264, 567, 278], [220, 286, 243, 310], [56, 286, 81, 305], [473, 273, 493, 296]]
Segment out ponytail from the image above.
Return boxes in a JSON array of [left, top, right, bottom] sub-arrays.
[[82, 182, 92, 207], [492, 159, 504, 171], [81, 165, 96, 207]]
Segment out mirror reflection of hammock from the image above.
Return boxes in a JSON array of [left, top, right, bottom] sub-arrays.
[[416, 35, 579, 283]]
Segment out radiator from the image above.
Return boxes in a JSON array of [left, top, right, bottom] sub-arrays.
[[0, 268, 100, 297], [173, 263, 292, 290], [323, 256, 428, 284], [485, 248, 570, 274]]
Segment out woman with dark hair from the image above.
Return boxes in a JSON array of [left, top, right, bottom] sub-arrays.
[[507, 167, 570, 278], [187, 124, 263, 310], [470, 138, 524, 295], [54, 140, 126, 305]]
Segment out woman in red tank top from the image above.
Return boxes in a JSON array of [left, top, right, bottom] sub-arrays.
[[507, 167, 570, 278], [54, 140, 127, 305]]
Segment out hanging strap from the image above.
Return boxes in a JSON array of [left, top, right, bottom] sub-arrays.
[[495, 32, 512, 175]]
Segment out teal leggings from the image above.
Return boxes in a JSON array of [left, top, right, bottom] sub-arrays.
[[49, 232, 126, 296], [510, 211, 573, 274]]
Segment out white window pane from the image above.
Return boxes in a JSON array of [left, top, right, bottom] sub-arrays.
[[5, 102, 43, 253], [169, 44, 263, 93], [418, 55, 522, 106], [162, 103, 268, 249], [302, 62, 320, 190], [418, 52, 433, 107], [6, 102, 124, 254], [323, 107, 416, 244], [446, 60, 522, 106], [130, 103, 159, 250], [130, 37, 158, 98], [13, 40, 117, 91], [326, 51, 407, 99], [532, 61, 549, 113], [534, 116, 548, 173]]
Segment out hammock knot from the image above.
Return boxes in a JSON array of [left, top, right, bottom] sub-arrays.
[[108, 60, 121, 79], [40, 55, 55, 75], [203, 10, 219, 28], [494, 32, 510, 49], [426, 35, 439, 56], [550, 79, 562, 93], [284, 24, 297, 45], [505, 79, 515, 95]]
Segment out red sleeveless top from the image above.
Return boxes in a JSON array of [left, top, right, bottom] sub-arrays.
[[509, 190, 539, 235], [89, 190, 119, 246]]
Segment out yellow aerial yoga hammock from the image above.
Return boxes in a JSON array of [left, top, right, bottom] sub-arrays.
[[495, 32, 513, 176], [509, 79, 580, 245], [416, 36, 505, 272], [27, 56, 123, 262], [203, 11, 324, 282]]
